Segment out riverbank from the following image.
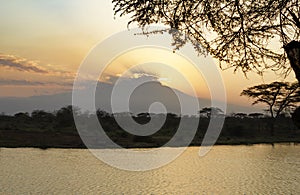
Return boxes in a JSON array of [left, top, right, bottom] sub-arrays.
[[1, 130, 299, 149]]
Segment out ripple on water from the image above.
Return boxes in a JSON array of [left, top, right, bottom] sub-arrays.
[[0, 145, 299, 194]]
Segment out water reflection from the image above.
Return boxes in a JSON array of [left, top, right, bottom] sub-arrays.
[[0, 144, 299, 194]]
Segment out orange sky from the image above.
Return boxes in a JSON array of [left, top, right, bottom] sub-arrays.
[[0, 0, 297, 110]]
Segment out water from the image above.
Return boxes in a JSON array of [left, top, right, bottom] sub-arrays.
[[0, 144, 299, 194]]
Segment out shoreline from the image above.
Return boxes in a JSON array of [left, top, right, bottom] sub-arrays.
[[1, 130, 299, 150], [1, 142, 299, 150]]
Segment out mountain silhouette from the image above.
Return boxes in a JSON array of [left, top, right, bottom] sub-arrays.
[[0, 79, 261, 115]]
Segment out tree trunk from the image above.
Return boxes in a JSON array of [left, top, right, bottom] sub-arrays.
[[284, 41, 300, 84]]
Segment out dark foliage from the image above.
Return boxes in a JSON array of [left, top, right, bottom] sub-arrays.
[[241, 81, 300, 118], [0, 105, 299, 148], [199, 107, 224, 117], [112, 0, 300, 82]]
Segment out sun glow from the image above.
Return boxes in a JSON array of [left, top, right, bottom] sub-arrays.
[[100, 48, 211, 99]]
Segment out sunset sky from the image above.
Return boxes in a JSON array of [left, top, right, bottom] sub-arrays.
[[0, 0, 297, 112]]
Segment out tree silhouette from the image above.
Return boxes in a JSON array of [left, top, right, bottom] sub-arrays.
[[96, 109, 111, 118], [199, 107, 224, 117], [55, 105, 78, 128], [248, 113, 264, 118], [113, 0, 300, 82], [234, 113, 248, 118], [31, 110, 55, 123], [241, 81, 299, 118]]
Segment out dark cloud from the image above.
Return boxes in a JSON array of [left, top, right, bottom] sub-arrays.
[[0, 54, 48, 73]]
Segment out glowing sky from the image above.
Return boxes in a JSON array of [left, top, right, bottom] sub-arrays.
[[0, 0, 297, 111]]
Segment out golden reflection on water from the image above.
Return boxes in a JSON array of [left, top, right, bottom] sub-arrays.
[[0, 144, 299, 194]]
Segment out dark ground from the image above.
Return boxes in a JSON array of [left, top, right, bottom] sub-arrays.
[[1, 107, 299, 149]]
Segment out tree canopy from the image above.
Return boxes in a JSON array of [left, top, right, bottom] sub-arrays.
[[248, 113, 264, 118], [199, 107, 224, 117], [241, 81, 300, 118], [113, 0, 300, 82]]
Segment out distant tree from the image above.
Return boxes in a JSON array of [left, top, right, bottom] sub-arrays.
[[113, 0, 300, 82], [248, 113, 264, 118], [234, 113, 248, 118], [31, 110, 55, 123], [55, 105, 78, 128], [199, 107, 224, 118], [14, 112, 30, 119], [96, 109, 111, 118], [14, 112, 31, 125], [241, 81, 300, 118]]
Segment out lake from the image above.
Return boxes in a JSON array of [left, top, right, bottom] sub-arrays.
[[0, 144, 299, 194]]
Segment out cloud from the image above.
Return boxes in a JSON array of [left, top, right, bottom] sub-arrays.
[[0, 54, 76, 79], [102, 71, 161, 84], [0, 79, 73, 87], [0, 54, 48, 73]]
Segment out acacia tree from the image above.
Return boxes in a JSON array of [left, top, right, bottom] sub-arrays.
[[112, 0, 300, 82], [199, 107, 224, 117], [233, 113, 248, 118], [241, 81, 300, 118]]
